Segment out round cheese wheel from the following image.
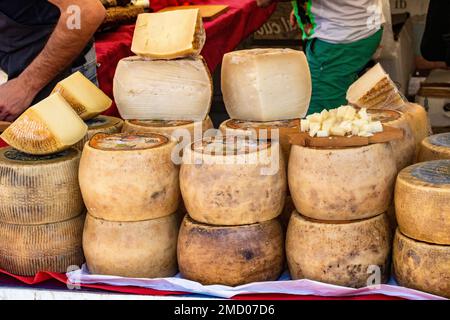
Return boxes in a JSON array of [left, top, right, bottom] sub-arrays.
[[288, 143, 397, 221], [0, 214, 84, 276], [368, 109, 416, 171], [122, 117, 214, 137], [83, 212, 179, 278], [399, 103, 430, 157], [418, 133, 450, 162], [177, 215, 284, 286], [286, 211, 391, 288], [393, 229, 449, 298], [180, 136, 287, 225], [74, 115, 123, 150], [219, 118, 299, 163], [79, 133, 180, 221], [0, 147, 83, 224], [395, 160, 450, 245]]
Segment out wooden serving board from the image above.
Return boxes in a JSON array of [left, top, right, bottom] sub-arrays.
[[160, 5, 229, 21], [0, 121, 10, 133], [288, 125, 404, 148]]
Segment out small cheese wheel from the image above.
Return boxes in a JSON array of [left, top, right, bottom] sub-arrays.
[[219, 118, 299, 164], [0, 147, 83, 224], [177, 215, 284, 286], [288, 143, 397, 221], [368, 109, 415, 171], [286, 211, 391, 288], [180, 136, 287, 225], [83, 212, 179, 278], [79, 133, 180, 221], [393, 230, 450, 298], [399, 103, 430, 157], [395, 160, 450, 245], [0, 214, 84, 276], [418, 133, 450, 162], [74, 115, 123, 151]]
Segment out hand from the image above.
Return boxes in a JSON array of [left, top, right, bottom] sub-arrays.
[[290, 10, 298, 27], [0, 78, 36, 121], [256, 0, 273, 8]]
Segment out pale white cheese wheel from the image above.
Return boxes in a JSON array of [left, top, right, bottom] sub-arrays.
[[418, 133, 450, 162], [74, 115, 123, 151]]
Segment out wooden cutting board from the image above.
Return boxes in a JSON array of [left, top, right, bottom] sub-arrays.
[[0, 121, 10, 133], [160, 5, 229, 21]]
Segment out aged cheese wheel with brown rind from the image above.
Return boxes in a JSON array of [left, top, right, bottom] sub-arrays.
[[180, 136, 286, 225], [395, 160, 450, 245], [83, 212, 179, 278], [79, 133, 180, 221], [286, 211, 391, 288], [393, 230, 450, 298], [288, 143, 397, 221], [0, 147, 83, 224], [0, 214, 85, 276], [418, 133, 450, 162], [74, 115, 123, 150], [399, 103, 430, 158], [177, 215, 284, 286]]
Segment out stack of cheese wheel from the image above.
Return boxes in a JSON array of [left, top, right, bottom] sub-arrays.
[[178, 136, 286, 286], [75, 115, 123, 150], [417, 133, 450, 162], [0, 148, 85, 275], [393, 160, 450, 298], [287, 142, 397, 287], [79, 133, 180, 278]]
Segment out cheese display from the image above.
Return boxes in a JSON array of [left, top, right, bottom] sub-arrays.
[[180, 136, 286, 225], [52, 72, 112, 120], [288, 143, 397, 221], [399, 103, 430, 157], [300, 106, 383, 138], [131, 9, 205, 59], [177, 215, 284, 286], [83, 212, 179, 278], [74, 115, 123, 150], [221, 48, 311, 121], [395, 160, 450, 245], [0, 148, 83, 225], [1, 93, 88, 155], [418, 133, 450, 162], [79, 133, 180, 221], [346, 63, 405, 110], [0, 214, 84, 276], [219, 118, 299, 163], [286, 211, 391, 288], [393, 230, 450, 298], [114, 56, 212, 121], [368, 109, 415, 170]]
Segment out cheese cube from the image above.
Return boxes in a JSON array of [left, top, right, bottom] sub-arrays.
[[316, 130, 329, 137], [300, 119, 310, 132], [309, 122, 321, 137], [330, 126, 346, 136]]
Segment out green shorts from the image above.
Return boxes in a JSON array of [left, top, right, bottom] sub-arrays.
[[305, 29, 383, 115]]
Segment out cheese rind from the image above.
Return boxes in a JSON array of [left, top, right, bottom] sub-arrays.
[[131, 9, 205, 59], [177, 215, 284, 286], [286, 211, 391, 288], [418, 133, 450, 162], [221, 49, 311, 121], [288, 143, 397, 221], [114, 56, 212, 121], [0, 214, 84, 276], [393, 230, 450, 298], [74, 115, 123, 151], [83, 212, 179, 278], [0, 148, 83, 224], [79, 133, 180, 221], [395, 160, 450, 245], [52, 71, 112, 120], [1, 93, 88, 155], [399, 103, 430, 158]]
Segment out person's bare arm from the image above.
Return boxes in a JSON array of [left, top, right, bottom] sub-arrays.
[[0, 0, 105, 121]]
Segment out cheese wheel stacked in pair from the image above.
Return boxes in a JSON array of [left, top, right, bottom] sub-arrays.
[[178, 136, 286, 286]]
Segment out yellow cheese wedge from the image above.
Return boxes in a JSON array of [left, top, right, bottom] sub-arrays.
[[1, 93, 88, 155], [52, 71, 112, 120], [131, 9, 205, 59]]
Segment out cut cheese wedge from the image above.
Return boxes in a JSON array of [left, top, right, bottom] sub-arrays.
[[395, 160, 450, 245], [131, 9, 205, 59], [75, 115, 123, 150], [79, 133, 180, 221], [418, 133, 450, 162], [114, 56, 212, 121], [286, 212, 391, 288], [221, 48, 311, 121], [393, 230, 450, 299], [177, 215, 284, 286], [52, 71, 112, 120], [1, 93, 88, 155], [346, 63, 405, 110]]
